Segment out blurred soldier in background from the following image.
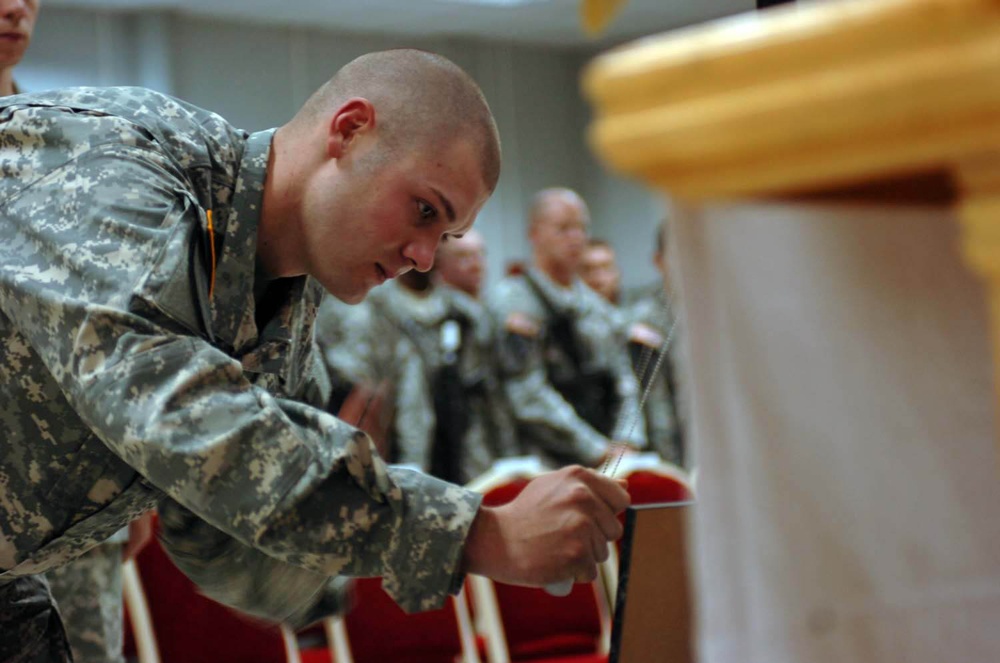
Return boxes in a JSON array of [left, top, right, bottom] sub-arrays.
[[433, 230, 520, 480], [487, 188, 646, 468], [578, 237, 621, 305], [620, 227, 686, 466], [367, 237, 519, 483], [581, 235, 685, 467]]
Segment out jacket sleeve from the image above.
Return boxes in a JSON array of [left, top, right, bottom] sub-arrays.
[[157, 496, 352, 628]]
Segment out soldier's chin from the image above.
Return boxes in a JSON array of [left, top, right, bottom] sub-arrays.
[[329, 285, 369, 305]]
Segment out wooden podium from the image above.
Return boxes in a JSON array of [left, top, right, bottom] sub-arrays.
[[584, 1, 1000, 661], [609, 503, 694, 663]]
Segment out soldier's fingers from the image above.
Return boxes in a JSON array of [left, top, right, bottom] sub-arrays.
[[575, 467, 631, 514], [572, 563, 600, 584], [592, 502, 625, 543], [590, 528, 611, 565]]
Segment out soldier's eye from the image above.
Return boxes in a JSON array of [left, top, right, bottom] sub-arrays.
[[417, 200, 438, 223]]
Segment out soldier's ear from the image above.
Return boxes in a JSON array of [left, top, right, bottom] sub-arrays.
[[327, 98, 376, 159]]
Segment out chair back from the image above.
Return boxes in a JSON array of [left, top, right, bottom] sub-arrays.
[[132, 515, 290, 663], [326, 576, 480, 663], [122, 557, 161, 663], [616, 455, 693, 505]]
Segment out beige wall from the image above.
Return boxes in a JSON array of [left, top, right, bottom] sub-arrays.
[[17, 7, 662, 291]]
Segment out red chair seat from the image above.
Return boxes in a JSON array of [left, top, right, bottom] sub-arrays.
[[133, 516, 288, 663], [298, 648, 332, 663], [342, 577, 466, 663], [625, 468, 692, 504], [526, 655, 606, 663], [511, 632, 602, 660]]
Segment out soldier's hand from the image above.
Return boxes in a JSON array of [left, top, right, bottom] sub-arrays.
[[462, 465, 630, 587], [628, 322, 664, 349]]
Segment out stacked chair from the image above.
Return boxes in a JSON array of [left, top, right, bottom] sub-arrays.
[[122, 455, 693, 663], [322, 577, 481, 663], [125, 514, 312, 663]]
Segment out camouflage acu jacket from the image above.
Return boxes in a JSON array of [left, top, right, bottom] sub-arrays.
[[366, 282, 519, 483], [0, 87, 480, 614], [621, 281, 685, 466], [486, 268, 646, 467]]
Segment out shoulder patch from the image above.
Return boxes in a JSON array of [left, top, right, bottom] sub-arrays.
[[505, 312, 540, 337], [628, 322, 664, 349]]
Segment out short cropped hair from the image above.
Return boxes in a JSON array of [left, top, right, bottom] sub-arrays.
[[296, 49, 501, 192], [527, 187, 590, 231]]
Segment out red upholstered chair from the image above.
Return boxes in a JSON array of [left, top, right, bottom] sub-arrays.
[[322, 576, 481, 663], [131, 515, 310, 663], [466, 458, 613, 663], [615, 454, 693, 506], [122, 557, 161, 663]]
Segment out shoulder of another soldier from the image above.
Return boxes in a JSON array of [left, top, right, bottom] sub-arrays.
[[439, 284, 483, 318], [576, 281, 617, 316], [485, 277, 544, 338], [364, 283, 397, 321], [485, 275, 538, 312], [317, 293, 372, 332], [622, 281, 662, 306]]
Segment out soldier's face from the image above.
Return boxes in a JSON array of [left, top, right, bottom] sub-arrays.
[[579, 244, 620, 303], [301, 135, 490, 304], [435, 231, 486, 297], [0, 0, 38, 69], [531, 201, 589, 271]]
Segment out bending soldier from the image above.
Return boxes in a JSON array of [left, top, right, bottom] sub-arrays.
[[0, 51, 629, 660]]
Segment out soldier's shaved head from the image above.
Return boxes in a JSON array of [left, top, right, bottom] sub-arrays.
[[528, 187, 590, 232], [527, 187, 591, 286], [292, 49, 501, 193], [264, 49, 498, 303]]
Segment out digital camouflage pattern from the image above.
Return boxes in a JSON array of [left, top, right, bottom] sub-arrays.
[[486, 268, 646, 467], [0, 575, 72, 663], [156, 496, 352, 629], [314, 292, 433, 467], [315, 295, 379, 391], [46, 543, 125, 663], [366, 281, 519, 483], [439, 284, 520, 481], [0, 88, 482, 652]]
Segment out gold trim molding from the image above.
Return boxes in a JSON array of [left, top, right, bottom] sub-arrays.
[[583, 0, 1000, 200]]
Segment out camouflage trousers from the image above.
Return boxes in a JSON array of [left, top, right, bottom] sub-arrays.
[[47, 544, 125, 663], [0, 574, 73, 663]]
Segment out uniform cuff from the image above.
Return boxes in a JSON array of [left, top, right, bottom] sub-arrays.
[[381, 468, 483, 613]]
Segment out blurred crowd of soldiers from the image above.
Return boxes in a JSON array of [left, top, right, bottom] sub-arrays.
[[315, 186, 687, 485]]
